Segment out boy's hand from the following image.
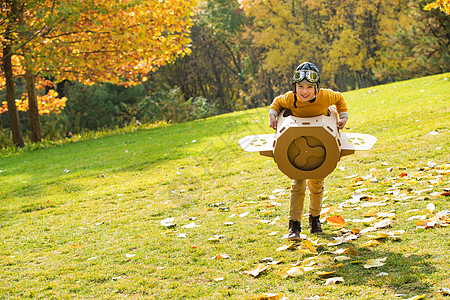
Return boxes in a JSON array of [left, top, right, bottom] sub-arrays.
[[269, 114, 277, 130], [337, 117, 348, 129]]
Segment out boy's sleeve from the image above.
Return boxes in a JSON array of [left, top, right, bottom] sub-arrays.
[[269, 93, 289, 116], [331, 91, 349, 119]]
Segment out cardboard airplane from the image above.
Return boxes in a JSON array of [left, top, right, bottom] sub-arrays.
[[238, 107, 377, 179]]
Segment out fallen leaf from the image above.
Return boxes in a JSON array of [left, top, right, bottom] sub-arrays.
[[287, 267, 305, 277], [364, 257, 387, 269], [374, 218, 393, 229], [360, 227, 376, 234], [368, 232, 390, 240], [316, 270, 336, 277], [329, 263, 344, 268], [213, 276, 224, 282], [405, 295, 425, 300], [351, 260, 364, 264], [182, 222, 199, 229], [244, 264, 269, 277], [327, 237, 345, 246], [332, 248, 347, 255], [436, 288, 450, 295], [300, 256, 321, 267], [334, 256, 351, 262], [327, 215, 346, 228], [299, 241, 318, 254], [347, 246, 358, 256], [160, 218, 176, 228], [426, 203, 435, 213], [251, 293, 289, 300], [276, 243, 296, 252], [213, 254, 230, 259], [416, 220, 436, 229], [324, 277, 345, 285], [408, 215, 427, 221], [208, 234, 225, 241], [362, 240, 380, 247]]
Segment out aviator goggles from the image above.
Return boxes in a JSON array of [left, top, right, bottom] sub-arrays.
[[293, 70, 320, 83]]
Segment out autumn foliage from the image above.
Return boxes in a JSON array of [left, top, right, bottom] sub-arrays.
[[0, 0, 197, 119], [425, 0, 450, 15]]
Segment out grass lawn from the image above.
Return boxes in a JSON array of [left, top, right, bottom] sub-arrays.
[[0, 73, 449, 299]]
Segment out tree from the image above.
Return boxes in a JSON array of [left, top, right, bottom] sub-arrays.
[[0, 0, 197, 146], [425, 0, 450, 15]]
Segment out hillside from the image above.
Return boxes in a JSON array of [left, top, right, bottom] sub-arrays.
[[0, 73, 449, 299]]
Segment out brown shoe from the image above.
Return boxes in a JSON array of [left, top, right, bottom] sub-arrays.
[[288, 220, 302, 241], [309, 215, 323, 234]]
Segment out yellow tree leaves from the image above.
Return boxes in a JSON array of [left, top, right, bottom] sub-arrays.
[[0, 90, 67, 115], [32, 0, 198, 85], [1, 0, 198, 114], [424, 0, 450, 15]]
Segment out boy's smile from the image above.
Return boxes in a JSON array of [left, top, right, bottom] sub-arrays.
[[295, 82, 316, 102]]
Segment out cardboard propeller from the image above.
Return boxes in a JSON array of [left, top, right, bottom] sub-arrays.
[[238, 107, 377, 179]]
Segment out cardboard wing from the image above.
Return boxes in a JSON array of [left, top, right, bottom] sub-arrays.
[[238, 108, 377, 179]]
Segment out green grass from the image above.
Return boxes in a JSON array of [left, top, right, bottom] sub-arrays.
[[1, 73, 449, 299]]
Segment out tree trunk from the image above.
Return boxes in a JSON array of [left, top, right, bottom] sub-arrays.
[[25, 66, 42, 143], [2, 45, 25, 147]]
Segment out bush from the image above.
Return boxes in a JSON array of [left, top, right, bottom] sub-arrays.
[[140, 86, 217, 123]]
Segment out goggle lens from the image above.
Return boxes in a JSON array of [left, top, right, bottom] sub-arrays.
[[293, 70, 319, 83]]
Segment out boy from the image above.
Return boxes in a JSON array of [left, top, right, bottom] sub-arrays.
[[268, 62, 348, 240]]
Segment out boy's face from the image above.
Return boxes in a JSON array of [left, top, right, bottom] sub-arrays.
[[295, 82, 316, 102]]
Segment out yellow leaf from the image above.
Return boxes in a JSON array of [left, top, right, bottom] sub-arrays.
[[276, 243, 296, 252], [327, 237, 345, 246], [352, 228, 361, 235], [299, 241, 318, 254], [208, 234, 225, 241], [362, 240, 380, 247], [334, 256, 351, 262], [300, 256, 320, 267], [287, 267, 304, 277], [326, 215, 346, 228], [405, 295, 426, 300], [324, 277, 345, 285], [374, 218, 393, 229], [251, 293, 289, 300], [316, 271, 336, 277], [368, 232, 390, 240], [348, 246, 358, 256], [364, 257, 387, 269], [244, 264, 270, 277], [351, 260, 364, 264], [213, 276, 224, 282]]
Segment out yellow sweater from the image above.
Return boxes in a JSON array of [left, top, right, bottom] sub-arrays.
[[269, 89, 348, 119]]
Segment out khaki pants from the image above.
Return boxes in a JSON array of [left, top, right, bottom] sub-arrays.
[[289, 179, 324, 221]]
